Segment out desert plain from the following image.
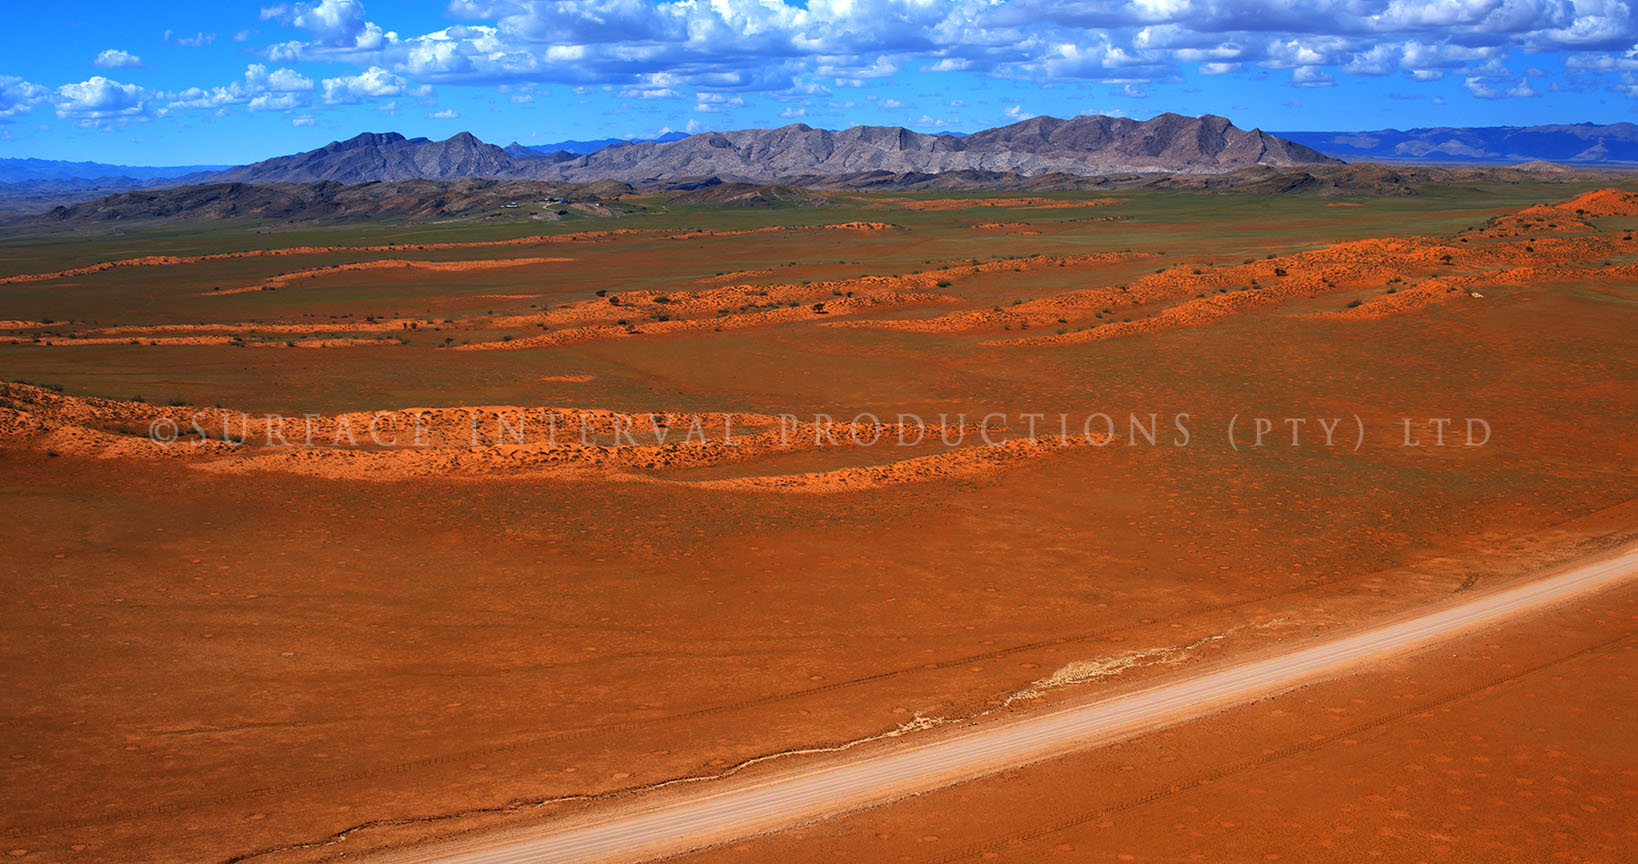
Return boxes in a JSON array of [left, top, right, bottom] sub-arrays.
[[1, 181, 1635, 864]]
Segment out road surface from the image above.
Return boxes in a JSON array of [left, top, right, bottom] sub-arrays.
[[417, 547, 1637, 864]]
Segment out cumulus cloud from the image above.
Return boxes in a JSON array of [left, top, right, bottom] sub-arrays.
[[1291, 65, 1335, 87], [54, 76, 147, 124], [321, 66, 424, 102], [160, 64, 316, 115], [1465, 74, 1541, 99], [20, 0, 1631, 132], [94, 49, 142, 69], [0, 76, 48, 119], [322, 0, 1629, 101], [694, 92, 746, 112]]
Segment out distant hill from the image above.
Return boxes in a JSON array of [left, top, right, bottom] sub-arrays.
[[1276, 123, 1638, 164], [509, 132, 691, 156], [36, 178, 636, 225], [0, 157, 228, 184]]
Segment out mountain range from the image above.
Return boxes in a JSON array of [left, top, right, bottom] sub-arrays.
[[1275, 123, 1638, 164], [8, 116, 1638, 222], [196, 114, 1337, 186], [0, 157, 229, 184], [14, 118, 1638, 195]]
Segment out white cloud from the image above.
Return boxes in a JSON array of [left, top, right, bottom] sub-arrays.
[[249, 92, 304, 111], [694, 92, 746, 112], [54, 76, 147, 124], [19, 0, 1638, 134], [1291, 66, 1335, 87], [321, 66, 422, 102], [160, 65, 316, 115], [291, 114, 315, 126], [94, 49, 142, 69], [0, 76, 49, 120], [245, 64, 315, 92], [428, 108, 460, 118], [1463, 74, 1539, 99], [291, 0, 370, 45]]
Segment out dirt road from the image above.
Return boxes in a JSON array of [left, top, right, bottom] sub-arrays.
[[416, 547, 1638, 864]]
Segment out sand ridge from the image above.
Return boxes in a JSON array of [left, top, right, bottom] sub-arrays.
[[0, 383, 1083, 490], [205, 257, 577, 296], [965, 190, 1638, 345], [870, 197, 1119, 211]]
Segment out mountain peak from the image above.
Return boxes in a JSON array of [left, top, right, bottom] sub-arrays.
[[334, 132, 408, 149]]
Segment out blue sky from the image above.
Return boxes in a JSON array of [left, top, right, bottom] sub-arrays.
[[4, 0, 1638, 166]]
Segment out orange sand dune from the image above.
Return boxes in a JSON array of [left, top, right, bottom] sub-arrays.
[[2, 384, 1035, 490], [1308, 279, 1461, 320], [91, 318, 436, 336], [206, 256, 575, 295], [460, 251, 1143, 350], [660, 221, 898, 240], [970, 222, 1041, 234], [665, 435, 1108, 493], [25, 335, 397, 348], [895, 196, 1638, 345], [1555, 187, 1638, 216], [458, 290, 947, 350]]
